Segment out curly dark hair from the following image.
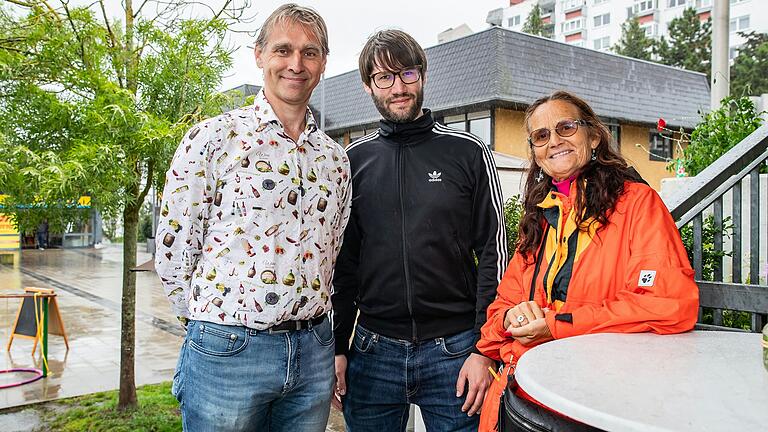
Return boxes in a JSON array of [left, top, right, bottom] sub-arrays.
[[517, 91, 644, 261]]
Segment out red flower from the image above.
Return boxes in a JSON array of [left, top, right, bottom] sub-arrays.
[[657, 118, 667, 131]]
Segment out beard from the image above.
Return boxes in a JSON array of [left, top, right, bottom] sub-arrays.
[[371, 89, 424, 123]]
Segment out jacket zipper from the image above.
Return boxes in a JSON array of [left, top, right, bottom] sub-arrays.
[[398, 146, 417, 341]]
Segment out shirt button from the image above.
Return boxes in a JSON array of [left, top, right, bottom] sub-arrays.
[[550, 194, 556, 199], [265, 292, 280, 305]]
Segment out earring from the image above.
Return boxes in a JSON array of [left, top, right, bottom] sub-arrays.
[[591, 149, 597, 161], [535, 169, 544, 182]]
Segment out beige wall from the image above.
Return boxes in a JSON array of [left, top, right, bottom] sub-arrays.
[[494, 108, 529, 160], [492, 108, 677, 191], [620, 125, 678, 191]]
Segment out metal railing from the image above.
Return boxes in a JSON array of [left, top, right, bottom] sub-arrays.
[[667, 124, 768, 332]]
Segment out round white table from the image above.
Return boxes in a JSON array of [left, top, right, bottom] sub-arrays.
[[514, 331, 768, 432]]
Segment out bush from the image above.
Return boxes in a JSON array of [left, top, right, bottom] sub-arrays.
[[503, 195, 524, 256], [679, 215, 752, 330], [680, 96, 763, 176], [679, 215, 733, 281]]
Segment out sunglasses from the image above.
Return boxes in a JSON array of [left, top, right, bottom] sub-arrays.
[[369, 66, 422, 89], [528, 119, 589, 147]]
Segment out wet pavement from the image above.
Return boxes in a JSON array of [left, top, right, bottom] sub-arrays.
[[0, 244, 347, 430], [0, 245, 183, 409]]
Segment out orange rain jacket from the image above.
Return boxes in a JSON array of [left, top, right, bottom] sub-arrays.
[[477, 181, 699, 431]]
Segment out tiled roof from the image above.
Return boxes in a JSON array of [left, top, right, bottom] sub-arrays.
[[309, 27, 710, 133]]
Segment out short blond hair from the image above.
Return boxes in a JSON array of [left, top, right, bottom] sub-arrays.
[[255, 3, 329, 55]]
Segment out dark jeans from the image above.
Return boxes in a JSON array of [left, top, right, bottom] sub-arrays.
[[37, 232, 47, 248], [343, 324, 478, 432]]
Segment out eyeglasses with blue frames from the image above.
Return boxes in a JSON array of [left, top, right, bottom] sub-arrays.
[[369, 66, 422, 89], [527, 119, 589, 147]]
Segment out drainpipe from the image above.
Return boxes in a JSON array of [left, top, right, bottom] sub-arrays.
[[710, 0, 730, 110]]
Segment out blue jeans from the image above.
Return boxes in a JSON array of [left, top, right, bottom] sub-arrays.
[[343, 325, 478, 432], [172, 316, 334, 432]]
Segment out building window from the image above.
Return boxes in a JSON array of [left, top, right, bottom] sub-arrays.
[[594, 36, 610, 50], [593, 13, 610, 27], [729, 45, 741, 60], [667, 0, 686, 7], [562, 19, 583, 33], [594, 0, 608, 4], [608, 123, 621, 151], [729, 15, 750, 33], [508, 15, 521, 27], [730, 0, 748, 4], [640, 23, 657, 37], [562, 0, 584, 11], [649, 131, 672, 161], [444, 111, 493, 148], [695, 0, 712, 8], [633, 0, 654, 15]]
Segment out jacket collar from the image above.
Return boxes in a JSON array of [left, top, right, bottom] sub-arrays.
[[378, 109, 435, 139]]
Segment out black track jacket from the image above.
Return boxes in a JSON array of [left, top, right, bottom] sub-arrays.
[[332, 110, 508, 355]]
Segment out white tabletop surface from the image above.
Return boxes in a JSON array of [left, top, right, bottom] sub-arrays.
[[514, 331, 768, 432]]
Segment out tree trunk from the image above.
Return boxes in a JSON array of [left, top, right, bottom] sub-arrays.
[[118, 200, 139, 410]]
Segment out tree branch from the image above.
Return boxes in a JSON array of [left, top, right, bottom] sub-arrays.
[[137, 159, 154, 204], [98, 0, 125, 88], [60, 1, 88, 68]]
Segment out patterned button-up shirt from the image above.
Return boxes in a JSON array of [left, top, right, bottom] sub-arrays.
[[155, 91, 351, 329]]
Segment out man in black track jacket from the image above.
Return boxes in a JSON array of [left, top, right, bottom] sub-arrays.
[[331, 30, 508, 431]]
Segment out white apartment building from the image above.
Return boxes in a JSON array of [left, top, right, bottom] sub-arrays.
[[486, 0, 767, 59]]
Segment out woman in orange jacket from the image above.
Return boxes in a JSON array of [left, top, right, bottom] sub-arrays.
[[476, 91, 699, 431]]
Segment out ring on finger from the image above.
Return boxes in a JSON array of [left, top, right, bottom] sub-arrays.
[[516, 315, 526, 323]]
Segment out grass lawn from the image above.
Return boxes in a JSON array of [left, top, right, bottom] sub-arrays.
[[43, 381, 180, 432]]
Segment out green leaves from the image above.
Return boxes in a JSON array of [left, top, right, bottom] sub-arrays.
[[731, 31, 768, 97], [613, 16, 653, 61], [521, 4, 551, 38], [503, 195, 524, 256], [679, 96, 764, 176], [654, 7, 711, 76]]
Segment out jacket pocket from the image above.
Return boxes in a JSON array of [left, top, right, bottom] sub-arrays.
[[452, 237, 473, 297], [189, 321, 249, 357]]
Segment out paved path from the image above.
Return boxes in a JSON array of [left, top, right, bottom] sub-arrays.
[[0, 244, 346, 430]]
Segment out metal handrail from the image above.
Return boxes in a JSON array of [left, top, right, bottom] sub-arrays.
[[665, 123, 768, 332], [667, 123, 768, 220]]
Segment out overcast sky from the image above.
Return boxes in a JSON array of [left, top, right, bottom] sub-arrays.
[[30, 1, 505, 90], [219, 0, 505, 90]]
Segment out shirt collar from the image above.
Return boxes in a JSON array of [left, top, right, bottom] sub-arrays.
[[253, 89, 318, 135]]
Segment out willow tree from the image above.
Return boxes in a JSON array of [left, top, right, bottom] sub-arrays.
[[0, 0, 250, 409]]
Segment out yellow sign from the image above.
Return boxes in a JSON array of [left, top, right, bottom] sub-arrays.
[[0, 213, 20, 250], [77, 196, 91, 207]]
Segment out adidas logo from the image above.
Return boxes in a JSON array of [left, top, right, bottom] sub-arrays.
[[428, 171, 442, 182]]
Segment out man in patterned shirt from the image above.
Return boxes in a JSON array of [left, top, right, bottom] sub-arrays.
[[155, 4, 351, 431]]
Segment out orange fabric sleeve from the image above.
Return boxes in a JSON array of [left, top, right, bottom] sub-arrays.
[[547, 186, 699, 339], [477, 252, 530, 363]]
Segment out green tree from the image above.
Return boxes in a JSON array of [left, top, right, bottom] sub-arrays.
[[522, 4, 550, 38], [679, 96, 764, 176], [0, 0, 243, 410], [731, 31, 768, 97], [654, 7, 711, 74], [613, 16, 654, 60]]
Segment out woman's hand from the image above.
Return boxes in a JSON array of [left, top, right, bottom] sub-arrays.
[[503, 301, 554, 347]]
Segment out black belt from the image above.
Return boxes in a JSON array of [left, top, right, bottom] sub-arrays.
[[267, 315, 326, 334]]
